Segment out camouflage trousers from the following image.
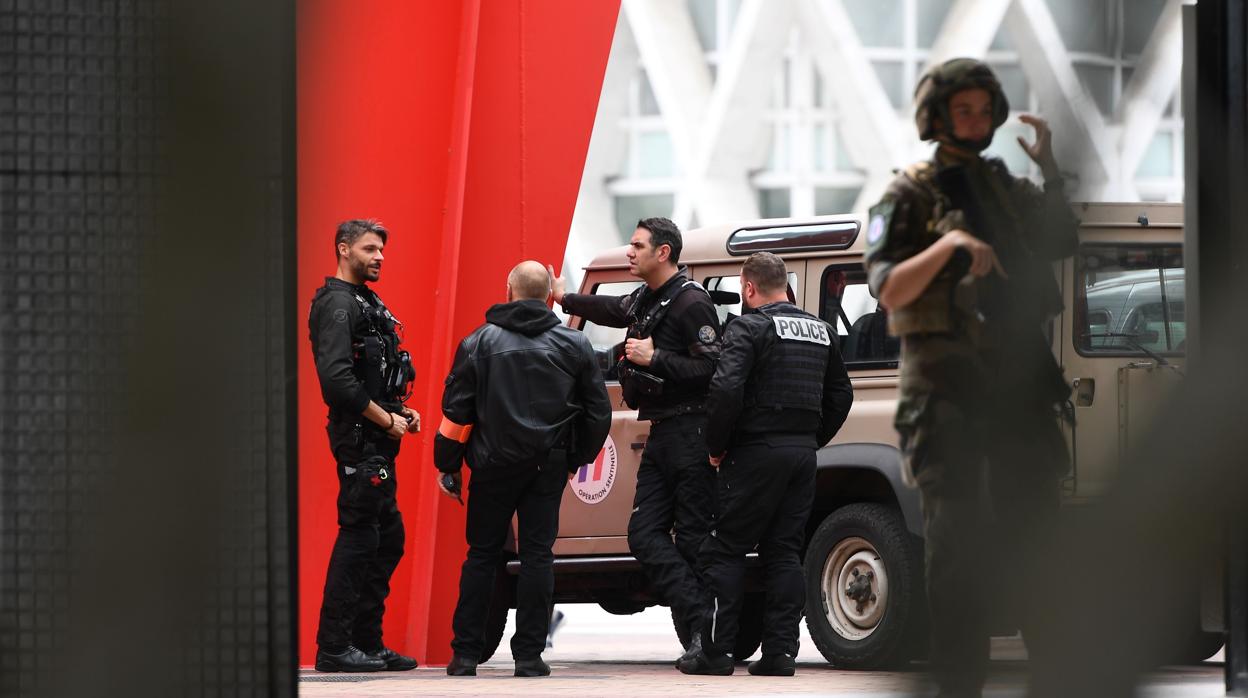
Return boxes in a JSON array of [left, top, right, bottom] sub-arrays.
[[897, 334, 1068, 697]]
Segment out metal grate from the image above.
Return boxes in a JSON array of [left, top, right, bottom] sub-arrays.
[[0, 1, 295, 696]]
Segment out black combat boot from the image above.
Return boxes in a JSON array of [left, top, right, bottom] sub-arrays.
[[314, 646, 386, 672], [747, 653, 796, 676], [366, 646, 418, 671], [675, 630, 702, 667], [446, 654, 478, 676], [514, 657, 551, 677], [678, 649, 734, 676]]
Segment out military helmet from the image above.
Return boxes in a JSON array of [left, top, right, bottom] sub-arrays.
[[913, 58, 1009, 142]]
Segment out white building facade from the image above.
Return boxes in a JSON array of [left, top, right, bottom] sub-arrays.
[[565, 0, 1184, 285]]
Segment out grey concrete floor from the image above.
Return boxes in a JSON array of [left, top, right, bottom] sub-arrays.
[[299, 604, 1227, 697]]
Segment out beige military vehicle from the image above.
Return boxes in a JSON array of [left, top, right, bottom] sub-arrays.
[[479, 202, 1212, 668]]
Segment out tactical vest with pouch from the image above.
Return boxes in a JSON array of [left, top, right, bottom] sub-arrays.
[[744, 305, 830, 415]]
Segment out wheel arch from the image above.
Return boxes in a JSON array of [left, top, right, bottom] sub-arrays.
[[813, 443, 923, 538]]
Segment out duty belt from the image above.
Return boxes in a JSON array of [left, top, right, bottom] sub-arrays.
[[648, 402, 705, 427]]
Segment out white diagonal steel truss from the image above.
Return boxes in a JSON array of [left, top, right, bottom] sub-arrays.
[[563, 0, 1184, 279]]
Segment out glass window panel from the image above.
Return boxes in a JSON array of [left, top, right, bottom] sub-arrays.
[[1075, 63, 1114, 115], [1046, 0, 1110, 53], [614, 194, 675, 242], [781, 57, 792, 109], [705, 272, 799, 326], [688, 0, 718, 52], [723, 0, 743, 34], [813, 123, 827, 172], [1135, 132, 1174, 178], [991, 25, 1014, 51], [916, 0, 953, 48], [814, 187, 860, 215], [835, 125, 857, 171], [813, 66, 826, 107], [638, 131, 676, 178], [872, 60, 905, 110], [819, 267, 899, 364], [843, 0, 903, 47], [1078, 245, 1185, 354], [990, 63, 1029, 111], [758, 188, 791, 218], [639, 70, 660, 115], [983, 122, 1033, 174], [768, 123, 792, 171], [1124, 0, 1167, 55]]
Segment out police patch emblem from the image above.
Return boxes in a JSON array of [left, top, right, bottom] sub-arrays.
[[698, 325, 717, 343], [866, 199, 895, 251], [333, 308, 348, 323], [867, 214, 886, 245]]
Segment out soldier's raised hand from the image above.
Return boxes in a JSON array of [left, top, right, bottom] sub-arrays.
[[1017, 114, 1059, 179]]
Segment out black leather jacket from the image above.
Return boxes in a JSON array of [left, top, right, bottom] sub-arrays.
[[434, 300, 612, 480]]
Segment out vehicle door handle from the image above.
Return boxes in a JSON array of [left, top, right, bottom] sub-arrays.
[[1073, 377, 1095, 407], [631, 438, 648, 451]]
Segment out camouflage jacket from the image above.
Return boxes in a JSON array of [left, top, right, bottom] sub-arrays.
[[863, 151, 1079, 341]]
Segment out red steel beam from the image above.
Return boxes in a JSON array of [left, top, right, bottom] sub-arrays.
[[297, 0, 619, 666]]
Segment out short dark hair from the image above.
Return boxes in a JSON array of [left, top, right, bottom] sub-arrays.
[[636, 217, 682, 265], [335, 219, 388, 255], [741, 252, 788, 294]]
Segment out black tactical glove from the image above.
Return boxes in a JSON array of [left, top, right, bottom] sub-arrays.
[[437, 470, 463, 505]]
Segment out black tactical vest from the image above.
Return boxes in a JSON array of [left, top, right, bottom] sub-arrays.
[[313, 282, 414, 407], [745, 304, 830, 414]]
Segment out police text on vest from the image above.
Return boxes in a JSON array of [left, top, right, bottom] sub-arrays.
[[773, 316, 830, 345]]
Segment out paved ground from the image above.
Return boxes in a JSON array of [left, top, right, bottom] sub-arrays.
[[299, 604, 1227, 697]]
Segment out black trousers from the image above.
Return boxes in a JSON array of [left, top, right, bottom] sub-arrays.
[[699, 442, 814, 658], [450, 461, 566, 661], [626, 413, 715, 634], [316, 421, 405, 653]]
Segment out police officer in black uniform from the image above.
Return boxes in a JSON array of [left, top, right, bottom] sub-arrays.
[[309, 219, 419, 673], [549, 217, 721, 662], [680, 252, 852, 677]]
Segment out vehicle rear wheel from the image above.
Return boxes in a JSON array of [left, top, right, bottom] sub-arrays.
[[804, 503, 923, 669]]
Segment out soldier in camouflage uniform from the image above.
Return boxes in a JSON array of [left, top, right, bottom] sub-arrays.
[[863, 58, 1079, 697]]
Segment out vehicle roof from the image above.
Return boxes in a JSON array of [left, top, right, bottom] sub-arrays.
[[582, 203, 1184, 272], [583, 214, 867, 271]]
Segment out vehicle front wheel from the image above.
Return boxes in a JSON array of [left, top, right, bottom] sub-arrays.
[[804, 503, 924, 669]]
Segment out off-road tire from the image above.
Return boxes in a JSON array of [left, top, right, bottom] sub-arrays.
[[804, 503, 923, 669]]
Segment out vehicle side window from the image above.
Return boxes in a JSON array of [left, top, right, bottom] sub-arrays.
[[1077, 245, 1184, 356], [705, 272, 799, 328], [819, 266, 900, 367], [577, 280, 644, 382]]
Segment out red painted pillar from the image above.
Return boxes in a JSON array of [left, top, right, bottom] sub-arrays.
[[297, 0, 620, 666]]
